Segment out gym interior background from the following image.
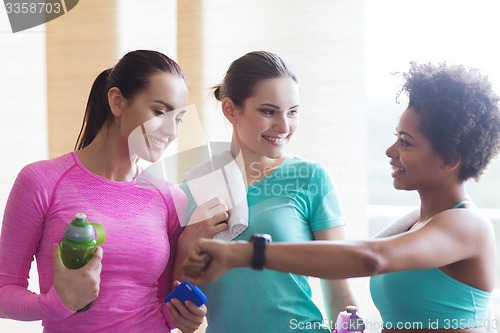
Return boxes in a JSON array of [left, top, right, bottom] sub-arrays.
[[1, 0, 499, 332]]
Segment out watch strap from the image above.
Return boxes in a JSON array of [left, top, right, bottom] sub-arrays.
[[250, 233, 272, 270]]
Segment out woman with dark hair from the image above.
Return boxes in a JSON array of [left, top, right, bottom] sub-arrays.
[[184, 62, 500, 332], [175, 51, 357, 333], [0, 50, 210, 332]]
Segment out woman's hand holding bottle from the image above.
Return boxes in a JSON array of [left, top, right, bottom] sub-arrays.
[[52, 244, 103, 311]]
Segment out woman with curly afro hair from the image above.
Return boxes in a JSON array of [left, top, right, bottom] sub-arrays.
[[183, 62, 500, 332]]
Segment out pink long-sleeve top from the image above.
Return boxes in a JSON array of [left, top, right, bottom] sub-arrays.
[[0, 152, 185, 332]]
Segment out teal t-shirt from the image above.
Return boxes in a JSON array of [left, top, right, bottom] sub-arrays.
[[181, 156, 345, 333]]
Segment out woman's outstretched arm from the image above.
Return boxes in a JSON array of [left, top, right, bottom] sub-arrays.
[[183, 208, 490, 285]]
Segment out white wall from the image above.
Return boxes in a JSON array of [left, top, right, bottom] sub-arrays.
[[0, 7, 47, 333]]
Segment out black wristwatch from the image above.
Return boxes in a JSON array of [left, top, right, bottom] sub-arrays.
[[249, 233, 272, 270]]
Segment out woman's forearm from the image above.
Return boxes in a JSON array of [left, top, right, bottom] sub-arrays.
[[186, 238, 385, 285], [229, 240, 383, 279], [321, 279, 358, 321]]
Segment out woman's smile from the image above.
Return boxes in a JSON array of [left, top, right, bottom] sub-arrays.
[[262, 135, 288, 145]]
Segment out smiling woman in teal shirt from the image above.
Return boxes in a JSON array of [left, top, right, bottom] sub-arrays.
[[175, 51, 357, 333]]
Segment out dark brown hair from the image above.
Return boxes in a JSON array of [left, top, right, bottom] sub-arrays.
[[75, 50, 185, 150], [213, 51, 298, 107]]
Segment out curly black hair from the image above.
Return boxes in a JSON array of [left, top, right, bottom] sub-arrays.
[[398, 62, 500, 181]]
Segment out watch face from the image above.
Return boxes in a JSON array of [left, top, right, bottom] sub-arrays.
[[251, 233, 272, 243], [262, 234, 272, 243]]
